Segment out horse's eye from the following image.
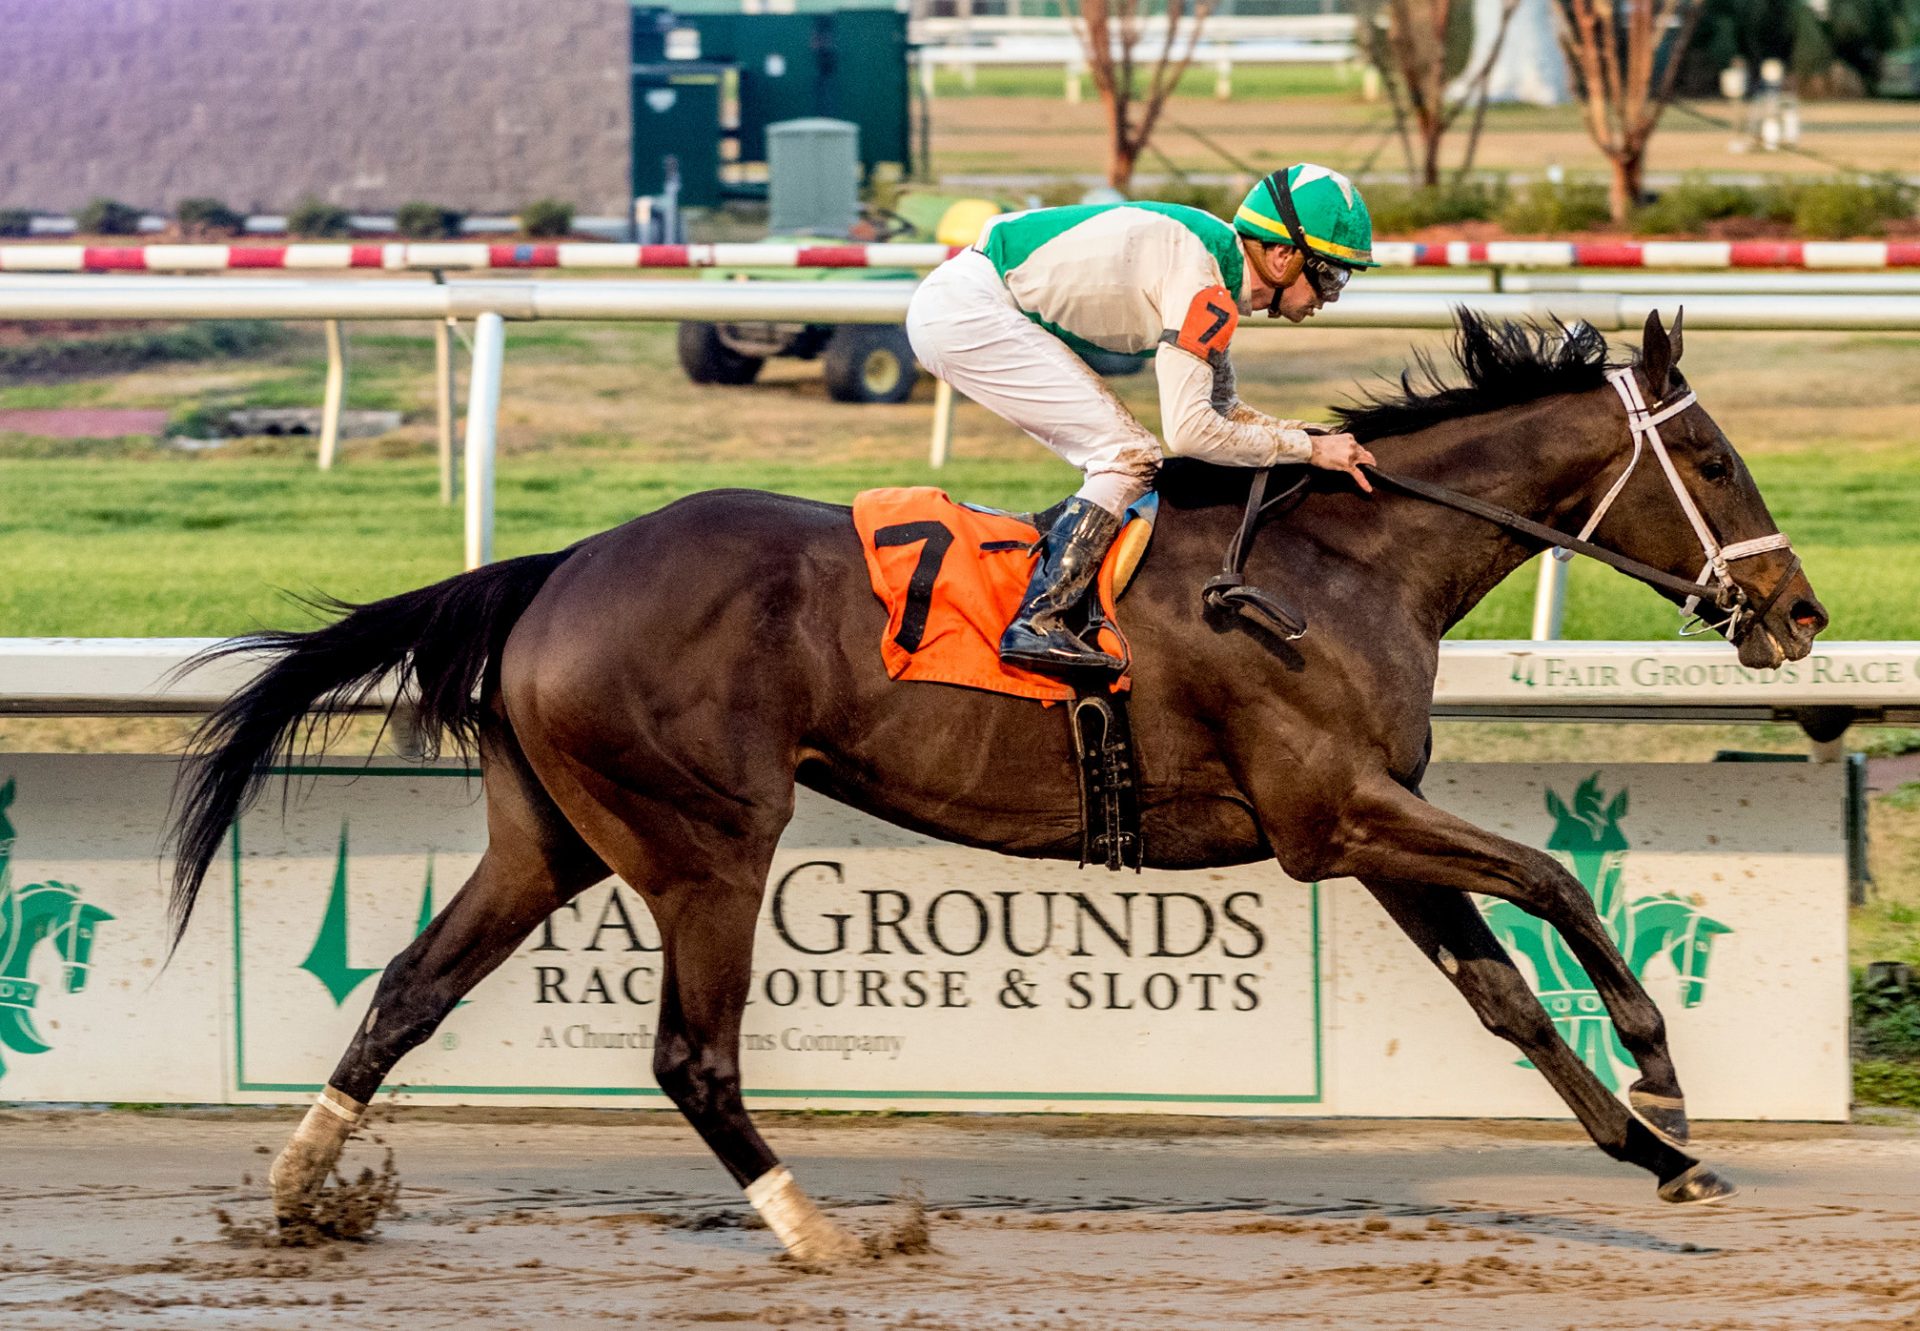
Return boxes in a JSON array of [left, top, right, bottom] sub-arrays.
[[1700, 458, 1731, 483]]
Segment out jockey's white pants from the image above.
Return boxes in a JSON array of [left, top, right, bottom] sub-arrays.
[[906, 248, 1160, 517]]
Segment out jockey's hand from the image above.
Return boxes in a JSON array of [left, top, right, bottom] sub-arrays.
[[1309, 432, 1376, 493]]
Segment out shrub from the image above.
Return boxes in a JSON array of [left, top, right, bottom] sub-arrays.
[[1750, 181, 1804, 225], [1034, 179, 1091, 209], [394, 201, 465, 239], [1859, 729, 1920, 759], [287, 196, 351, 239], [175, 196, 244, 237], [0, 321, 286, 378], [1151, 180, 1238, 222], [518, 198, 575, 238], [77, 197, 143, 235], [1498, 178, 1611, 234], [0, 209, 31, 238], [1855, 1059, 1920, 1108], [1632, 176, 1762, 235], [1789, 177, 1916, 239], [1855, 966, 1920, 1056], [1364, 180, 1501, 234]]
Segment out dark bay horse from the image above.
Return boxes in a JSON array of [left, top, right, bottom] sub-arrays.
[[168, 310, 1826, 1259]]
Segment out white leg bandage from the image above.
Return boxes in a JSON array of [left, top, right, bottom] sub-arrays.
[[745, 1165, 862, 1263], [268, 1086, 367, 1214]]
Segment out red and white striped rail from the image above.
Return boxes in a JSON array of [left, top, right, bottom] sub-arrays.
[[0, 243, 963, 274], [3, 239, 1919, 274], [1372, 239, 1920, 268]]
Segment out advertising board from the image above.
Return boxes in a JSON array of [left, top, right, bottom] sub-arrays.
[[0, 755, 1848, 1119]]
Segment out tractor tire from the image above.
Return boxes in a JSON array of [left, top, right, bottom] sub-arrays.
[[677, 322, 764, 385], [822, 325, 919, 404]]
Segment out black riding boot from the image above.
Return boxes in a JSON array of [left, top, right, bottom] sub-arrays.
[[999, 498, 1125, 674]]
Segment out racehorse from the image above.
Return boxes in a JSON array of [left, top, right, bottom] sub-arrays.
[[165, 310, 1825, 1259]]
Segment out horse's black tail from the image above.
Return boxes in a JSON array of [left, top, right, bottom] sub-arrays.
[[166, 549, 571, 944]]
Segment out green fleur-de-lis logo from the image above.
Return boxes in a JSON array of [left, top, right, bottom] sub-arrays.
[[297, 821, 443, 1006], [0, 777, 115, 1085], [1481, 774, 1732, 1092]]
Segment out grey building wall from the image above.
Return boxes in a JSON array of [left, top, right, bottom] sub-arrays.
[[0, 0, 634, 215]]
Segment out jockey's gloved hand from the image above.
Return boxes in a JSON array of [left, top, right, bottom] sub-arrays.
[[1309, 433, 1376, 493]]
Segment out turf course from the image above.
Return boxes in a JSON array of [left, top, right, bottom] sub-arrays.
[[0, 322, 1913, 640], [3, 445, 1917, 639], [3, 322, 1920, 645]]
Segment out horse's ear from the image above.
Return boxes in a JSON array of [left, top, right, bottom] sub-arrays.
[[1669, 306, 1685, 367], [1641, 308, 1674, 395]]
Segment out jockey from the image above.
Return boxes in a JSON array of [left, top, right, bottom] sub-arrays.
[[906, 164, 1380, 675]]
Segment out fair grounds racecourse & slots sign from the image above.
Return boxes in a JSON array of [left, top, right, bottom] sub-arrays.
[[0, 754, 1848, 1119]]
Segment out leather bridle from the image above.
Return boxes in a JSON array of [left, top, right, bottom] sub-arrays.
[[1205, 367, 1804, 648], [1572, 366, 1800, 641]]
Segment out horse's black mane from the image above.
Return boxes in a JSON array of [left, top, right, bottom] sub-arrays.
[[1332, 309, 1623, 443], [1156, 311, 1633, 508]]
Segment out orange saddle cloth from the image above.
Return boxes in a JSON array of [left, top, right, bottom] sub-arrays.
[[853, 487, 1155, 702]]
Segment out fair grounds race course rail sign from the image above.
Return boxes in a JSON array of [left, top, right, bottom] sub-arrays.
[[0, 755, 1848, 1119]]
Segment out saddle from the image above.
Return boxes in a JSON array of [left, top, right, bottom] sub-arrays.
[[853, 487, 1155, 870]]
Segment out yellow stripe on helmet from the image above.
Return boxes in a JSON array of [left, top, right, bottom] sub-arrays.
[[1233, 205, 1289, 241], [1233, 206, 1372, 264]]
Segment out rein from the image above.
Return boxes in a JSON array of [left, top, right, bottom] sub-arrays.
[[1360, 469, 1731, 606], [1205, 368, 1802, 644]]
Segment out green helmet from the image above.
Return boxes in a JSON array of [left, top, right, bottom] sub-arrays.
[[1233, 164, 1377, 269]]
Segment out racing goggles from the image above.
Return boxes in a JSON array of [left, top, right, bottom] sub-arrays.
[[1302, 253, 1351, 302]]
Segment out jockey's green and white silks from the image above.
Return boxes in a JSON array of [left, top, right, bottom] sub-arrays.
[[975, 201, 1247, 362]]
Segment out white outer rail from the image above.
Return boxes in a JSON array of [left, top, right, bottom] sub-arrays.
[[3, 639, 1914, 725], [6, 282, 1920, 329]]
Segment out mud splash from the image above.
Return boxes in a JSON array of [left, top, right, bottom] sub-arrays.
[[215, 1148, 403, 1248], [860, 1184, 933, 1259]]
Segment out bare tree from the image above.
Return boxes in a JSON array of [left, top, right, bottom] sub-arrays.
[[1553, 0, 1706, 221], [1076, 0, 1217, 192], [1362, 0, 1524, 188]]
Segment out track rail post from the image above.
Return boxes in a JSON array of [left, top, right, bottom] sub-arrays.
[[462, 312, 504, 570], [1530, 554, 1568, 640], [929, 377, 956, 469], [435, 317, 459, 505], [318, 319, 347, 469]]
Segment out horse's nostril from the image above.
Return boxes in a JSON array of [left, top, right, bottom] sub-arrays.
[[1790, 600, 1826, 630]]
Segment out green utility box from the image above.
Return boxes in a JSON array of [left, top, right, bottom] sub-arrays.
[[631, 62, 726, 209], [683, 10, 912, 177]]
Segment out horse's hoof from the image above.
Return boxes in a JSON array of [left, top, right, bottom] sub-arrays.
[[1630, 1089, 1691, 1147], [1657, 1162, 1736, 1205], [747, 1165, 865, 1266]]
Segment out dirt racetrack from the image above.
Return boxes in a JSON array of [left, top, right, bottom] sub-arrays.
[[3, 1109, 1920, 1330]]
